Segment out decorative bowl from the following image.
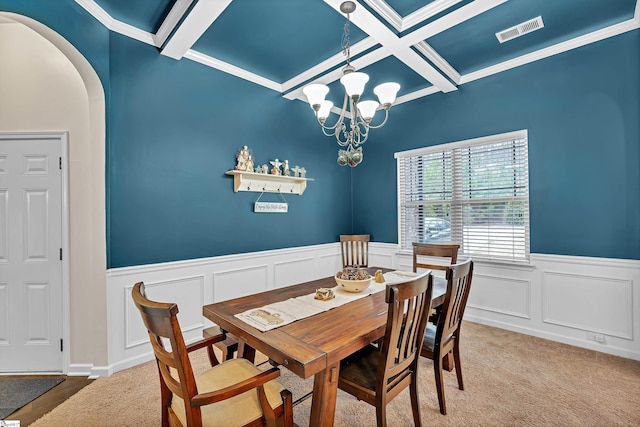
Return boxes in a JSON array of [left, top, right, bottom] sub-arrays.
[[334, 274, 373, 293]]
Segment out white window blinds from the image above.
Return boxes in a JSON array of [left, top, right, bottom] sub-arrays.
[[396, 130, 530, 263]]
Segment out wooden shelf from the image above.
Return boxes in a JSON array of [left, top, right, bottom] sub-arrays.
[[226, 170, 313, 195]]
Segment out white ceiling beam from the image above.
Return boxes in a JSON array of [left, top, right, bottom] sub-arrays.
[[161, 0, 233, 60], [281, 37, 377, 94], [414, 41, 461, 85], [154, 0, 195, 48], [401, 0, 466, 31], [282, 44, 394, 101], [323, 0, 457, 92]]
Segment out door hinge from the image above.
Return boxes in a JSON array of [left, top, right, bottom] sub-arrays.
[[60, 339, 63, 352], [59, 157, 62, 170], [60, 248, 62, 260]]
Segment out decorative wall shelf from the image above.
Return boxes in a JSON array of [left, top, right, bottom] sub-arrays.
[[226, 170, 313, 195]]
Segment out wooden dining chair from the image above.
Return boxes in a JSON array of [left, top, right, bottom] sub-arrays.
[[131, 282, 293, 427], [413, 242, 460, 324], [412, 242, 460, 275], [338, 272, 433, 427], [420, 259, 473, 415], [340, 234, 370, 268]]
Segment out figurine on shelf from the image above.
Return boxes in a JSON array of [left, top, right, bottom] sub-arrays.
[[254, 164, 262, 174], [246, 155, 254, 172], [236, 145, 251, 171], [261, 164, 268, 174], [292, 165, 301, 177], [270, 159, 282, 175], [300, 167, 307, 178], [282, 160, 290, 176]]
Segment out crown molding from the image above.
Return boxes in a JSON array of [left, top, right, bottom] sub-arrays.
[[461, 17, 640, 85], [184, 50, 282, 92]]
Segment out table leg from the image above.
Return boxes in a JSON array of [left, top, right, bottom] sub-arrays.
[[237, 340, 256, 363], [309, 362, 340, 427]]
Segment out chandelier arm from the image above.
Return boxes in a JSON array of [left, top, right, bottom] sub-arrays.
[[315, 91, 350, 132], [352, 119, 369, 146], [366, 108, 391, 129]]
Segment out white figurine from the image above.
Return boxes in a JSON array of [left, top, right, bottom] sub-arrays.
[[282, 160, 290, 176], [246, 155, 254, 172], [270, 159, 282, 175], [236, 145, 250, 171], [261, 164, 268, 174], [292, 165, 301, 177], [300, 167, 306, 178]]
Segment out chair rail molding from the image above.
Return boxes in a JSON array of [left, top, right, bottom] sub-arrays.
[[92, 244, 640, 377]]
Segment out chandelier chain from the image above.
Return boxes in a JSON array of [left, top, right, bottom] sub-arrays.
[[342, 14, 351, 66]]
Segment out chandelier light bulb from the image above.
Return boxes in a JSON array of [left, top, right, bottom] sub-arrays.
[[317, 100, 334, 120], [373, 82, 400, 108], [340, 72, 369, 98], [357, 100, 380, 120], [303, 84, 329, 109]]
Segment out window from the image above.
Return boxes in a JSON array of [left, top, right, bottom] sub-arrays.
[[396, 130, 530, 263]]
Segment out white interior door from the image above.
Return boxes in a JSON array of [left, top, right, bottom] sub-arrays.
[[0, 135, 63, 372]]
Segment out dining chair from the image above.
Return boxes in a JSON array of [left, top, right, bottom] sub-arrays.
[[420, 259, 474, 415], [338, 271, 433, 427], [413, 242, 460, 324], [131, 282, 293, 427], [412, 242, 460, 275], [340, 234, 370, 268]]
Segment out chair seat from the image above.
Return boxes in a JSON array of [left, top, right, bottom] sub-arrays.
[[422, 323, 451, 350], [171, 358, 285, 427], [339, 344, 380, 394]]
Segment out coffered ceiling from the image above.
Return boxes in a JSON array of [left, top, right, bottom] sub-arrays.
[[76, 0, 639, 109]]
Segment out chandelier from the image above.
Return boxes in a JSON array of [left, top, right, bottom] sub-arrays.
[[302, 1, 400, 167]]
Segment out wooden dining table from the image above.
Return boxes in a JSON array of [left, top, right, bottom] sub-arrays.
[[202, 267, 447, 427]]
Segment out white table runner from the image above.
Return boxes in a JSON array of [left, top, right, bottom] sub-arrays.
[[235, 271, 418, 332]]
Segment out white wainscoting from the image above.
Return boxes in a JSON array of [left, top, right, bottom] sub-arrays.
[[94, 243, 640, 377]]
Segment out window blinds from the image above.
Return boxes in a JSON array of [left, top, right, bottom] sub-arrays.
[[397, 131, 530, 262]]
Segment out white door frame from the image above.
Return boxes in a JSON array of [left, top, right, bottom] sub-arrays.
[[0, 131, 69, 373]]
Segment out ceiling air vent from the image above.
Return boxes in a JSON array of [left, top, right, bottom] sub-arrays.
[[496, 16, 544, 43]]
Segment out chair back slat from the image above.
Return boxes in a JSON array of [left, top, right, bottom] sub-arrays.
[[340, 234, 370, 268], [379, 272, 433, 386], [437, 260, 474, 344]]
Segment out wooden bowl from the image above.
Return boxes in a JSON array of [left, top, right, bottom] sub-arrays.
[[334, 274, 372, 293]]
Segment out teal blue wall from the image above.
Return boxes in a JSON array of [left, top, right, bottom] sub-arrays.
[[107, 32, 351, 267], [2, 1, 638, 264], [353, 31, 640, 260]]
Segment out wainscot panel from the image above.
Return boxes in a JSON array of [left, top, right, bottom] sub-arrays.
[[98, 244, 640, 377]]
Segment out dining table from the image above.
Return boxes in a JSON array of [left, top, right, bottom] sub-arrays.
[[202, 267, 448, 427]]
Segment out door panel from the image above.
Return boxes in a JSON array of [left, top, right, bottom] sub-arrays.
[[0, 136, 62, 372]]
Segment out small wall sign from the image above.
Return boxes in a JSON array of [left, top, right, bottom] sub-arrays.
[[254, 201, 288, 213]]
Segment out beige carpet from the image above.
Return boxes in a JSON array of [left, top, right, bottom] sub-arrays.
[[32, 322, 640, 426]]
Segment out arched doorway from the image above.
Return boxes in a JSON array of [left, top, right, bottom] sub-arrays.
[[0, 12, 107, 373]]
